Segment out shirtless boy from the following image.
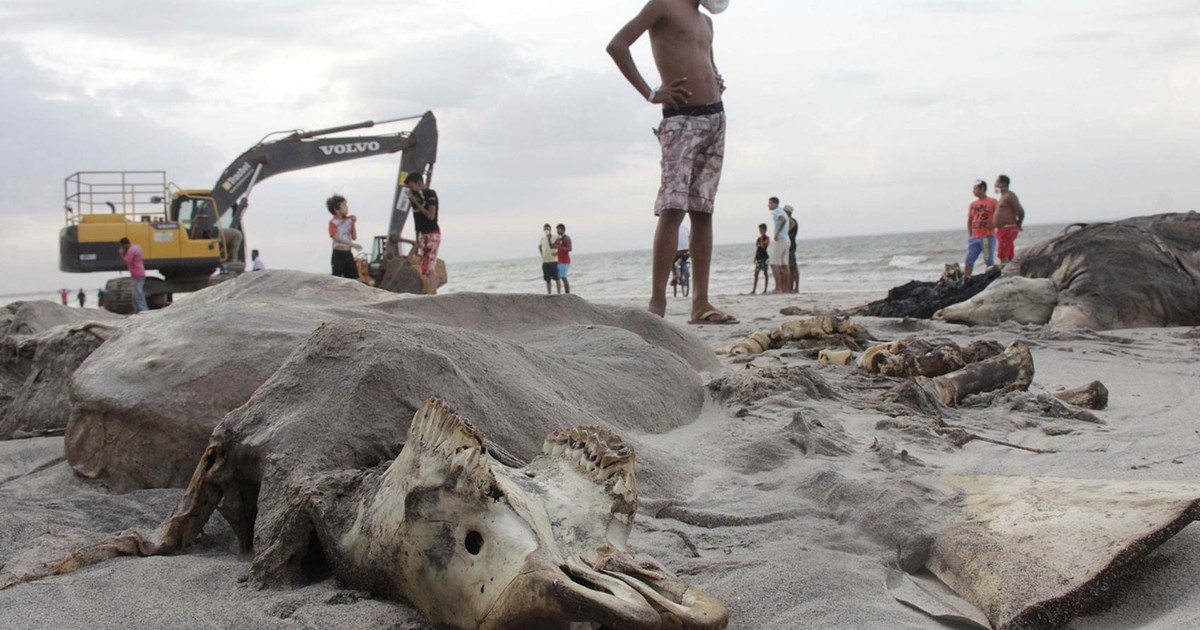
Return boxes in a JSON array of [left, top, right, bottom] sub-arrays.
[[608, 0, 737, 324], [993, 174, 1026, 264]]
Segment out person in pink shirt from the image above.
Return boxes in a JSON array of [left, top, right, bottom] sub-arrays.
[[118, 237, 149, 313]]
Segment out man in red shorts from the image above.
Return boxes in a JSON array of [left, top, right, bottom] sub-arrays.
[[994, 174, 1026, 264], [607, 0, 738, 325], [406, 173, 440, 295]]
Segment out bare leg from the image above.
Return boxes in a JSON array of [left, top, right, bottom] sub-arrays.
[[752, 270, 760, 294], [563, 277, 571, 294], [687, 211, 724, 320], [545, 280, 552, 295], [649, 209, 685, 316]]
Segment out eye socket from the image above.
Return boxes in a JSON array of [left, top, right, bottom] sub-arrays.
[[465, 530, 483, 555]]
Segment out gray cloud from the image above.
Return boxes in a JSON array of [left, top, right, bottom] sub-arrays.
[[821, 71, 881, 87]]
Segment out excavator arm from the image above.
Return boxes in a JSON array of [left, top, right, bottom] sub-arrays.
[[186, 111, 437, 245]]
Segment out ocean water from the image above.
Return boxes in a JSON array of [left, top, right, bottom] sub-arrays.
[[441, 223, 1069, 299], [2, 224, 1068, 308]]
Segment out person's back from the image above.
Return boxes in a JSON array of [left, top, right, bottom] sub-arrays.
[[124, 243, 146, 278]]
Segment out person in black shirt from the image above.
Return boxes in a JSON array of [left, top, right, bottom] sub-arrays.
[[406, 173, 440, 295], [752, 223, 770, 294]]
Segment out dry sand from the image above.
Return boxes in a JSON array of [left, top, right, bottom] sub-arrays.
[[2, 288, 1199, 629]]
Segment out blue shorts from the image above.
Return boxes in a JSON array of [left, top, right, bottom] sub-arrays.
[[557, 263, 569, 278], [965, 236, 995, 268]]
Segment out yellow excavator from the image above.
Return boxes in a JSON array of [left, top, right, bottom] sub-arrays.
[[59, 112, 440, 313]]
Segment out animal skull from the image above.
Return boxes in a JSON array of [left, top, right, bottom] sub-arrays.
[[330, 399, 728, 630]]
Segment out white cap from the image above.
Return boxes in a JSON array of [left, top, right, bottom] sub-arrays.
[[700, 0, 729, 15]]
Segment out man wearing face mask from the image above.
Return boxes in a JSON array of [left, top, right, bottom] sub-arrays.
[[538, 223, 562, 295], [608, 0, 738, 325]]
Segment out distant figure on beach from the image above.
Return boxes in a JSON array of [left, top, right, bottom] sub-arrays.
[[785, 204, 799, 293], [118, 237, 148, 313], [97, 288, 107, 309], [539, 224, 561, 295], [608, 0, 737, 325], [326, 194, 361, 279], [251, 249, 266, 271], [672, 218, 691, 293], [77, 288, 86, 308], [58, 289, 69, 305], [553, 223, 573, 294], [964, 179, 997, 277], [752, 223, 770, 294], [994, 174, 1026, 264], [769, 197, 792, 294], [406, 173, 441, 295]]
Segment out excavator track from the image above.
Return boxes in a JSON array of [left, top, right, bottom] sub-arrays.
[[103, 277, 174, 314]]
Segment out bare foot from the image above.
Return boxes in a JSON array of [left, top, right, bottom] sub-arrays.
[[648, 296, 667, 317]]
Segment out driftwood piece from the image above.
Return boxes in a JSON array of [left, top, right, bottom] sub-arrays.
[[1052, 381, 1109, 410]]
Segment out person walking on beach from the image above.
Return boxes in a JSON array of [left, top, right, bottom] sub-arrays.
[[752, 223, 770, 294], [785, 204, 799, 293], [97, 288, 106, 309], [964, 179, 997, 277], [672, 218, 691, 294], [406, 173, 441, 295], [607, 0, 737, 325], [553, 223, 573, 294], [58, 289, 69, 305], [769, 197, 792, 294], [326, 194, 361, 279], [251, 249, 266, 271], [994, 174, 1026, 265], [118, 237, 149, 313], [77, 288, 86, 308], [539, 224, 561, 295]]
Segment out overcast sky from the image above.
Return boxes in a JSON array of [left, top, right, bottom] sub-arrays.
[[2, 0, 1198, 294]]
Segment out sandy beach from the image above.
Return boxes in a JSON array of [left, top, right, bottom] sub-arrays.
[[1, 281, 1198, 629]]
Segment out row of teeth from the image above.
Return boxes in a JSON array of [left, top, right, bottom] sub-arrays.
[[543, 426, 635, 483], [410, 398, 485, 456]]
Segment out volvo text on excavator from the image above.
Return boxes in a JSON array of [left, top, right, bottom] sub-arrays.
[[59, 112, 438, 313]]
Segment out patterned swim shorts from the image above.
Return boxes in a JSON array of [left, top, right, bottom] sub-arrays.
[[417, 231, 441, 277], [654, 105, 726, 216]]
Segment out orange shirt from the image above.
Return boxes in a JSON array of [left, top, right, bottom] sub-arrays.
[[969, 197, 997, 238]]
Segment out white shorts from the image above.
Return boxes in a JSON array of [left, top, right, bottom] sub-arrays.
[[769, 240, 791, 266]]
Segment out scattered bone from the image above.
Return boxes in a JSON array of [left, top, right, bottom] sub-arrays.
[[725, 314, 872, 356], [858, 337, 1004, 378], [1053, 381, 1109, 410], [925, 342, 1034, 407], [920, 476, 1200, 630], [818, 349, 854, 365]]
